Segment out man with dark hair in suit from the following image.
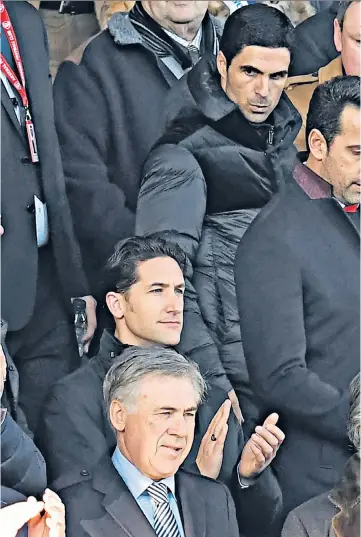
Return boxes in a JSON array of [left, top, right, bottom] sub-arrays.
[[1, 0, 97, 433], [235, 75, 360, 519]]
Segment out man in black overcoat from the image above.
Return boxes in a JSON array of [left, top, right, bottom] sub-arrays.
[[1, 0, 96, 432], [235, 75, 360, 519]]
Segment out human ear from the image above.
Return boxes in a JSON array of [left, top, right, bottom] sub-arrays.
[[334, 18, 342, 53], [308, 129, 328, 162], [109, 399, 127, 432], [217, 51, 228, 81], [106, 291, 126, 319]]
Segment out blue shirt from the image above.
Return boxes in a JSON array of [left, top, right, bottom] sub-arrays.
[[112, 447, 185, 537]]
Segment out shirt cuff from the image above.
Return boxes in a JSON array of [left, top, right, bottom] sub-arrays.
[[237, 464, 259, 489], [1, 407, 7, 425]]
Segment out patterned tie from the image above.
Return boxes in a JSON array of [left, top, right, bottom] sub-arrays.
[[147, 482, 182, 537], [187, 44, 200, 66]]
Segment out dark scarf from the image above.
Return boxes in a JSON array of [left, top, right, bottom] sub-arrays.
[[129, 3, 218, 70]]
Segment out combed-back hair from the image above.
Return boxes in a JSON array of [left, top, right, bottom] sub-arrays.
[[306, 75, 360, 152], [219, 3, 295, 67], [103, 234, 187, 295]]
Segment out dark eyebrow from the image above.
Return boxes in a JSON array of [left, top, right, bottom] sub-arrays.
[[241, 65, 263, 75], [147, 282, 185, 289], [241, 65, 288, 78], [271, 70, 288, 78]]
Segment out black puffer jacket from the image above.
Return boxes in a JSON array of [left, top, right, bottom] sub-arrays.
[[136, 55, 301, 425]]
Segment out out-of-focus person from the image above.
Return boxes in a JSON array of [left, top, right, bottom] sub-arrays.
[[235, 75, 360, 519], [1, 342, 46, 497], [136, 3, 300, 433], [287, 0, 361, 150], [282, 373, 360, 537], [0, 488, 65, 537], [53, 1, 224, 296], [29, 1, 99, 78], [1, 0, 96, 433], [290, 0, 339, 75]]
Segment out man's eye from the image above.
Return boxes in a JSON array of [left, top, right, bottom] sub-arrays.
[[150, 288, 162, 293], [185, 412, 196, 418], [175, 288, 184, 295], [243, 68, 256, 77]]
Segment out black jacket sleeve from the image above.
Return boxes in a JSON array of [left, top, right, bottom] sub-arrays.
[[235, 232, 350, 443], [53, 59, 135, 269], [136, 144, 232, 394], [1, 412, 47, 497], [232, 466, 283, 537]]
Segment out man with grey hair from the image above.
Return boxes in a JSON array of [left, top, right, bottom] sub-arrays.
[[57, 346, 239, 537], [57, 346, 285, 537], [282, 372, 360, 537], [287, 0, 360, 150]]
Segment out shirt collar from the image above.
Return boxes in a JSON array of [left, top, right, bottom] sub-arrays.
[[163, 26, 202, 50], [112, 447, 176, 500]]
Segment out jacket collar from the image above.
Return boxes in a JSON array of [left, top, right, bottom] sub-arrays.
[[318, 56, 343, 84], [82, 454, 206, 537], [329, 454, 360, 537], [108, 11, 223, 48], [90, 329, 128, 380], [293, 158, 333, 199], [184, 54, 301, 150]]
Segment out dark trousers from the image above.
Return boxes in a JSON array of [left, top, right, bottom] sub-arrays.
[[6, 247, 80, 435]]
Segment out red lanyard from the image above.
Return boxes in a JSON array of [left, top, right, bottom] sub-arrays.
[[0, 1, 39, 162]]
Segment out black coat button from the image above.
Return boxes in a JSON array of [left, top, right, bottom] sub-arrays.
[[8, 365, 14, 371], [21, 157, 31, 165], [80, 469, 89, 477]]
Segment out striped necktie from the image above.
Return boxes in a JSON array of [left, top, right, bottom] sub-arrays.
[[147, 482, 182, 537]]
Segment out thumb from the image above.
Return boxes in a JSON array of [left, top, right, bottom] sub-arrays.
[[3, 498, 44, 531], [263, 413, 279, 427]]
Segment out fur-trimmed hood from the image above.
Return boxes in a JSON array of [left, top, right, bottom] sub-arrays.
[[329, 454, 360, 537]]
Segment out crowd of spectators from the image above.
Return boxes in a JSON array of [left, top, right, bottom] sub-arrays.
[[1, 1, 360, 536]]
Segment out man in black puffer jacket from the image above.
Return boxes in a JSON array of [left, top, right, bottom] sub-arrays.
[[136, 3, 301, 433]]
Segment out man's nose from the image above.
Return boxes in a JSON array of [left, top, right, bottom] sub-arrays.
[[165, 293, 183, 313], [168, 416, 189, 437], [255, 76, 270, 98]]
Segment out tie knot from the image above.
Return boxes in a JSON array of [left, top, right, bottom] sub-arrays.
[[147, 482, 169, 505]]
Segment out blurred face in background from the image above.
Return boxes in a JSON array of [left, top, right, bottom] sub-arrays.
[[217, 45, 290, 123], [141, 1, 208, 39], [334, 1, 361, 76]]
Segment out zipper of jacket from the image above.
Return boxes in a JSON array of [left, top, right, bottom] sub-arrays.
[[268, 126, 275, 146]]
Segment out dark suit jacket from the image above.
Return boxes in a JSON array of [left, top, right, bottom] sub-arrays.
[[1, 1, 88, 331], [235, 160, 360, 517], [290, 1, 338, 76], [58, 454, 239, 537]]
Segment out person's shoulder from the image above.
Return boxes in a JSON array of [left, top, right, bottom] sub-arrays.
[[61, 29, 115, 69], [178, 468, 231, 496], [287, 490, 337, 526], [48, 359, 101, 402]]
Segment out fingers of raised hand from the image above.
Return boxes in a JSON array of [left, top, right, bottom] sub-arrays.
[[251, 432, 276, 458]]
